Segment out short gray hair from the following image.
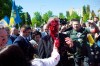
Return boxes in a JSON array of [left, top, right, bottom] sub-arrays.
[[0, 25, 4, 30]]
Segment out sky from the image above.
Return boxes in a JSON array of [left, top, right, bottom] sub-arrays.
[[15, 0, 100, 18]]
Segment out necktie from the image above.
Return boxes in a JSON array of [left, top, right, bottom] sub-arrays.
[[25, 38, 29, 43]]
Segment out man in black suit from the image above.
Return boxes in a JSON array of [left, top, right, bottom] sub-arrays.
[[13, 25, 34, 61]]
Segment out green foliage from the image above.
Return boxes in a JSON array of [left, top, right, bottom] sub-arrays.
[[42, 10, 53, 23], [68, 11, 80, 21], [82, 5, 91, 22], [17, 5, 23, 13], [47, 11, 53, 17], [66, 11, 70, 17], [20, 13, 25, 26], [83, 5, 86, 15], [83, 14, 89, 22], [31, 12, 42, 27], [24, 12, 31, 26], [66, 11, 70, 21], [0, 0, 12, 19], [59, 13, 65, 19], [42, 13, 49, 23], [86, 5, 90, 14], [91, 10, 96, 19]]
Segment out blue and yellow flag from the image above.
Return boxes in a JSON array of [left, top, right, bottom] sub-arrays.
[[9, 0, 21, 27], [0, 16, 9, 27]]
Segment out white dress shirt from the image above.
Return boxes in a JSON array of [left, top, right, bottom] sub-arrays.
[[31, 47, 60, 66]]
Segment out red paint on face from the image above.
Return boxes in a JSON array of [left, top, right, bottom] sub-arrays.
[[49, 20, 59, 40]]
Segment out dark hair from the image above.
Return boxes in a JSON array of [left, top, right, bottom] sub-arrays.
[[32, 31, 42, 38], [94, 16, 99, 20], [0, 25, 4, 30], [71, 19, 80, 22], [21, 25, 31, 32], [0, 45, 31, 66], [59, 18, 67, 25]]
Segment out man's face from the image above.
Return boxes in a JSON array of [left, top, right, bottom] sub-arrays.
[[72, 21, 81, 31], [94, 18, 98, 22], [49, 20, 59, 34], [24, 29, 31, 37], [14, 29, 19, 35], [0, 29, 8, 47], [44, 26, 49, 33]]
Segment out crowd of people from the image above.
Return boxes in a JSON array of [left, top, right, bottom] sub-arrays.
[[0, 16, 100, 66]]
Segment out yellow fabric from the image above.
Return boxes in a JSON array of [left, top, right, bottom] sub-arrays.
[[9, 17, 15, 26], [87, 34, 95, 46]]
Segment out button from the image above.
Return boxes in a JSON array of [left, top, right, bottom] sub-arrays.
[[91, 52, 94, 55]]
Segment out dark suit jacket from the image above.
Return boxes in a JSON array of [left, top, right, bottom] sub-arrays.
[[13, 36, 34, 61], [39, 33, 75, 66]]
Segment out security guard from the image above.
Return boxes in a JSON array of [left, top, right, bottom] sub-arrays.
[[65, 19, 97, 66]]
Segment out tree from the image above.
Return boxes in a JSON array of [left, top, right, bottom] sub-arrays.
[[66, 11, 70, 21], [91, 10, 96, 19], [86, 5, 90, 14], [59, 13, 65, 19], [24, 12, 31, 26], [17, 5, 23, 13], [47, 10, 53, 17], [83, 5, 86, 15], [0, 0, 12, 19], [82, 5, 90, 22], [70, 11, 80, 20], [42, 11, 53, 23], [42, 13, 49, 23], [83, 14, 89, 22], [20, 12, 25, 27], [31, 12, 42, 27]]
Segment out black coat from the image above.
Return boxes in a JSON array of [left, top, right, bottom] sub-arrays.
[[13, 36, 34, 61], [39, 33, 74, 66]]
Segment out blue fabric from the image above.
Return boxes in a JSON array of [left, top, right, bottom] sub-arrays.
[[7, 37, 13, 45], [3, 16, 10, 24], [97, 40, 100, 47], [11, 0, 21, 24]]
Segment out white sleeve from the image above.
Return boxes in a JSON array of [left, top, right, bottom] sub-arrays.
[[31, 48, 60, 66]]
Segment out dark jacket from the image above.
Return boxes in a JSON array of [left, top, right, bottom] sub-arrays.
[[13, 36, 34, 61], [39, 33, 74, 66]]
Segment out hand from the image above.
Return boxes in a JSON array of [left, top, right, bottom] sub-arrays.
[[65, 37, 73, 47], [54, 37, 60, 48], [95, 33, 100, 39], [33, 44, 38, 48], [87, 20, 94, 23]]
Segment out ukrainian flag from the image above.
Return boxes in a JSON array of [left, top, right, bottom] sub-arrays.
[[0, 16, 9, 27], [9, 0, 21, 27]]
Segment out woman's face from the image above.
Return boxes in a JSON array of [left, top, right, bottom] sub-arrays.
[[34, 35, 41, 42]]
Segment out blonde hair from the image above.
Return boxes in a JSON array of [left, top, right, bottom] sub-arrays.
[[47, 17, 60, 27]]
